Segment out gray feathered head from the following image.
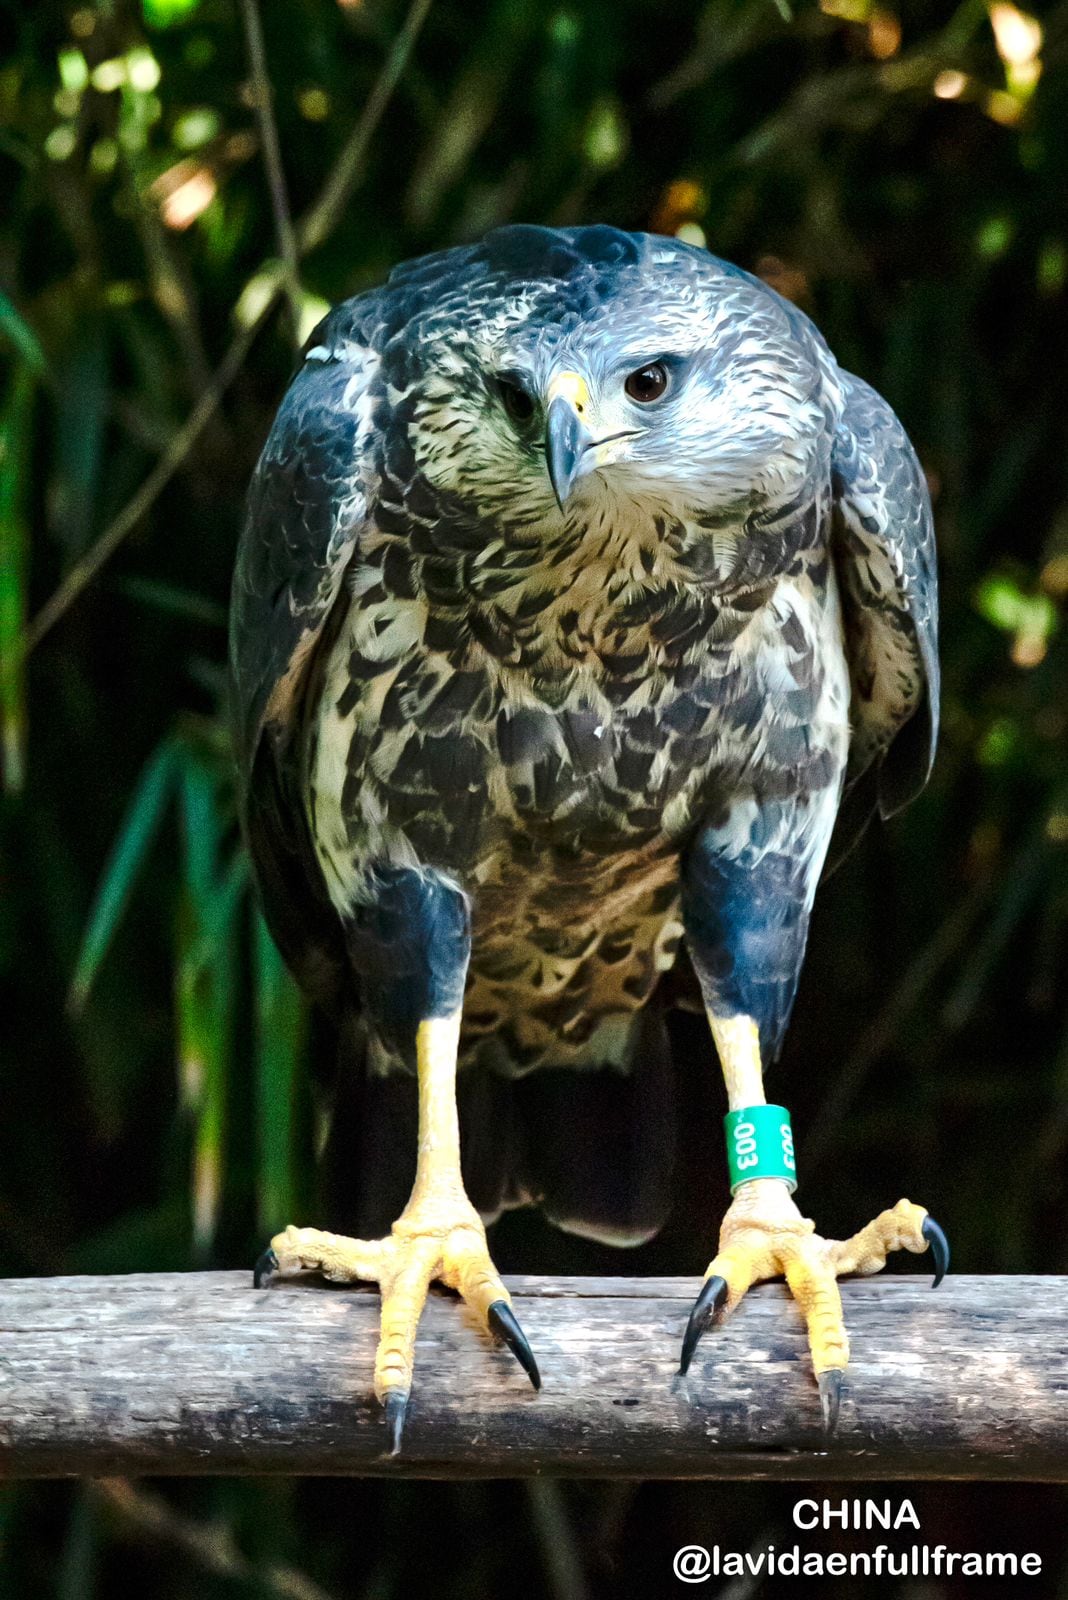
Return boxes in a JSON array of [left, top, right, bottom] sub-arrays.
[[347, 225, 840, 539]]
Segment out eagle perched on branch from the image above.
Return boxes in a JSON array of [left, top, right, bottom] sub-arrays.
[[230, 225, 945, 1451]]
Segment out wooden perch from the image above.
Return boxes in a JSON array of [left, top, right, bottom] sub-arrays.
[[1, 1272, 1065, 1480]]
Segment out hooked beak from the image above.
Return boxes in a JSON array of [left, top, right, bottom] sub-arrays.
[[545, 371, 594, 510]]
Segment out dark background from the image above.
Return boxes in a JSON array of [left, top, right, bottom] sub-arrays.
[[3, 0, 1068, 1594]]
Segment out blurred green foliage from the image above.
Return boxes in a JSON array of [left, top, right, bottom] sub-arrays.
[[3, 0, 1068, 1594]]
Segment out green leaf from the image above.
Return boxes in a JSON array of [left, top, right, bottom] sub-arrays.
[[142, 0, 204, 28], [117, 576, 228, 627], [51, 321, 108, 556], [976, 216, 1014, 261], [178, 739, 223, 907], [174, 753, 241, 1257], [69, 740, 179, 1009], [187, 849, 248, 974], [57, 1490, 98, 1600], [976, 574, 1026, 632], [976, 715, 1018, 768], [0, 292, 46, 376], [0, 369, 34, 794], [254, 910, 306, 1233], [975, 573, 1057, 666], [176, 882, 235, 1258], [584, 97, 628, 170]]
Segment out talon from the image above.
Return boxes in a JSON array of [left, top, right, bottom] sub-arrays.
[[818, 1368, 844, 1435], [487, 1300, 541, 1391], [253, 1247, 278, 1289], [921, 1215, 950, 1288], [679, 1274, 728, 1375], [384, 1390, 408, 1457]]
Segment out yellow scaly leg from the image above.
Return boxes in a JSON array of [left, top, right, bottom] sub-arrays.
[[254, 1013, 539, 1453], [679, 1015, 948, 1431]]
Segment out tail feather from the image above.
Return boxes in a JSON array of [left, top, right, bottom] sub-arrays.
[[511, 1001, 677, 1246], [320, 1004, 678, 1248]]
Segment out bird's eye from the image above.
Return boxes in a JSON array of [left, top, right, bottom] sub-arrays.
[[497, 378, 536, 426], [624, 363, 670, 403]]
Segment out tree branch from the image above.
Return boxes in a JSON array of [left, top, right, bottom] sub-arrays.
[[298, 0, 435, 256], [16, 0, 436, 664], [93, 1479, 340, 1600], [239, 0, 302, 343], [3, 1271, 1065, 1479]]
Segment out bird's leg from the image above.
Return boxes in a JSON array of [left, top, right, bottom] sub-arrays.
[[678, 795, 948, 1429], [255, 1011, 538, 1454], [680, 1013, 948, 1430]]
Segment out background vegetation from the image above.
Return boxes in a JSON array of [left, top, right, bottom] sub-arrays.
[[3, 0, 1068, 1593]]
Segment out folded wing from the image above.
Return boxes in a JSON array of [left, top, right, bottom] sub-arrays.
[[229, 328, 378, 1009], [829, 370, 939, 864]]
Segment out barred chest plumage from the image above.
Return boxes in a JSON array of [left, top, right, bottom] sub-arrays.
[[304, 526, 850, 1073]]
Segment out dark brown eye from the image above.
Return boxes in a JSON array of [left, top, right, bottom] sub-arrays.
[[624, 362, 669, 403], [498, 378, 536, 425]]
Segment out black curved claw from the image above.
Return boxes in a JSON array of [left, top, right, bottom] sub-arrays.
[[921, 1215, 950, 1288], [678, 1275, 728, 1376], [384, 1391, 408, 1457], [253, 1247, 278, 1289], [818, 1368, 844, 1436], [488, 1300, 541, 1391]]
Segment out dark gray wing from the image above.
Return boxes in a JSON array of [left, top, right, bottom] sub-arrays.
[[829, 371, 939, 863], [229, 325, 379, 1009]]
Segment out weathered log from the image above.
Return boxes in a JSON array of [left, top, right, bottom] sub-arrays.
[[0, 1272, 1064, 1479]]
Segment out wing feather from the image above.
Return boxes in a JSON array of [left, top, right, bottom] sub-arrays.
[[829, 371, 939, 861], [229, 324, 379, 1008]]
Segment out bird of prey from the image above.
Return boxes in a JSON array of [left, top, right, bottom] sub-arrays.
[[230, 223, 946, 1451]]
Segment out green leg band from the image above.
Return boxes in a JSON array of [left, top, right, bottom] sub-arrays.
[[724, 1104, 797, 1193]]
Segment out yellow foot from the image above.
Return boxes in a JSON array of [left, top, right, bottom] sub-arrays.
[[254, 1200, 539, 1455], [679, 1183, 949, 1431]]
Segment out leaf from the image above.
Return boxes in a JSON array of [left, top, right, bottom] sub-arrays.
[[174, 757, 242, 1257], [141, 0, 204, 30], [0, 292, 46, 376], [975, 573, 1057, 666], [187, 849, 248, 974], [117, 576, 228, 627], [51, 321, 108, 556], [57, 1490, 98, 1600], [176, 878, 236, 1258], [0, 369, 34, 794], [254, 909, 306, 1233], [69, 739, 180, 1009], [178, 737, 223, 907]]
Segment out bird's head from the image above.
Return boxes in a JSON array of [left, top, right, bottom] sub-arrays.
[[385, 226, 839, 574]]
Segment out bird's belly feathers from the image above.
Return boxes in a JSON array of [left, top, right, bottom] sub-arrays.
[[461, 833, 682, 1072], [305, 567, 849, 1070]]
